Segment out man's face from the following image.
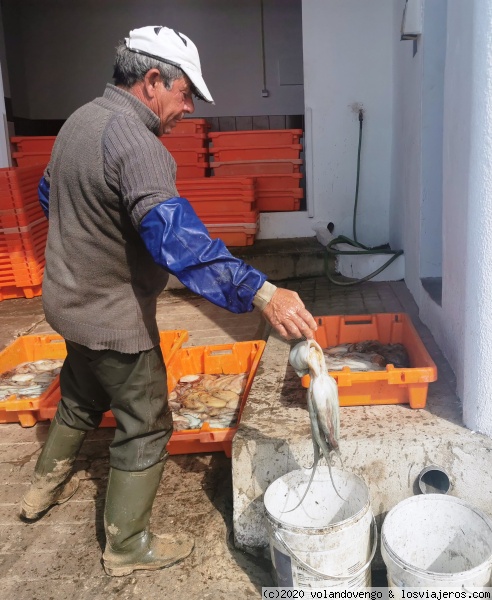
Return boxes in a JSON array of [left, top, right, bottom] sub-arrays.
[[154, 77, 195, 135]]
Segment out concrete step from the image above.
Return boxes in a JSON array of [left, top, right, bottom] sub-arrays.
[[165, 236, 327, 289]]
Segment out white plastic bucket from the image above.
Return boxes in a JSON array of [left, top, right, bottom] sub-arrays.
[[382, 495, 492, 588], [263, 466, 376, 589]]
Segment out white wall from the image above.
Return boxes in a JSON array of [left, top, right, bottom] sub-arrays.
[[2, 0, 304, 120], [436, 1, 474, 395], [391, 0, 475, 402], [462, 0, 492, 436], [302, 0, 394, 247], [390, 1, 447, 285], [390, 0, 423, 286]]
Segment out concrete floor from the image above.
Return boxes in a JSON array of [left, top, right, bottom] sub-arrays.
[[232, 279, 492, 573], [0, 277, 475, 598]]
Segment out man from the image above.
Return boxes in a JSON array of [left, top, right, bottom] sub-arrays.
[[21, 26, 317, 577]]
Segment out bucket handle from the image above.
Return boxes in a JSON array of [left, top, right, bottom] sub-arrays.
[[273, 513, 378, 581]]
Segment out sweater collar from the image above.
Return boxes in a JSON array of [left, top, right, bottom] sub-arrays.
[[102, 84, 160, 135]]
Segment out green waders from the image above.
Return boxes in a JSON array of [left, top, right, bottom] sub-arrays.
[[21, 340, 194, 575], [20, 416, 87, 520], [102, 462, 194, 576]]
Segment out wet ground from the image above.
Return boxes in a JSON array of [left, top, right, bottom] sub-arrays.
[[0, 278, 424, 599]]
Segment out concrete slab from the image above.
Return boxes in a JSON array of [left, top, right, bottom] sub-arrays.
[[0, 287, 272, 599], [0, 277, 483, 596], [232, 280, 492, 570]]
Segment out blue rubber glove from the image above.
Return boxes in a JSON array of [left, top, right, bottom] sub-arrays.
[[139, 196, 266, 313], [38, 176, 50, 219]]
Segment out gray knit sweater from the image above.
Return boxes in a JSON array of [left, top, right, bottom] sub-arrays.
[[42, 84, 179, 353]]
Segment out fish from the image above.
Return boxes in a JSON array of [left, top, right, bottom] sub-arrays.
[[323, 340, 410, 371], [169, 371, 248, 431], [287, 339, 344, 511], [0, 359, 64, 401]]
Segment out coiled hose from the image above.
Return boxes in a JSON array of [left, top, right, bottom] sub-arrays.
[[325, 110, 403, 286]]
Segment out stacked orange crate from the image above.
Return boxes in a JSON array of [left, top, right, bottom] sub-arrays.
[[11, 136, 55, 168], [0, 165, 47, 300], [178, 177, 258, 246], [160, 118, 211, 179], [209, 129, 304, 212]]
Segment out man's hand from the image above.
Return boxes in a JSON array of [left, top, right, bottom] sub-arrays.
[[261, 288, 318, 340]]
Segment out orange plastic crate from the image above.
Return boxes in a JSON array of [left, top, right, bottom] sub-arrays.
[[37, 330, 189, 426], [300, 313, 438, 409], [212, 159, 303, 177], [167, 148, 208, 164], [0, 165, 45, 210], [0, 201, 44, 228], [12, 152, 51, 168], [166, 340, 265, 456], [0, 335, 67, 427], [208, 129, 303, 148], [3, 222, 48, 269], [256, 188, 303, 212], [11, 136, 56, 153], [253, 173, 303, 190], [211, 145, 302, 162], [0, 283, 42, 301], [176, 163, 209, 179], [201, 211, 258, 225], [171, 118, 210, 134], [0, 261, 44, 287], [159, 134, 208, 150], [188, 194, 256, 215], [207, 225, 257, 247], [178, 176, 255, 191]]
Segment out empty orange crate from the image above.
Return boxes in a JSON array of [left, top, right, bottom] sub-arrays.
[[0, 165, 45, 210], [11, 136, 56, 153], [176, 163, 209, 179], [188, 194, 256, 215], [256, 188, 303, 212], [0, 283, 42, 301], [209, 129, 303, 148], [168, 148, 208, 164], [12, 152, 51, 168], [0, 335, 67, 427], [159, 134, 208, 150], [0, 201, 44, 229], [171, 118, 210, 134], [178, 176, 255, 191], [211, 145, 302, 162], [201, 211, 258, 225], [207, 225, 257, 247], [166, 341, 265, 456], [254, 173, 303, 190], [300, 313, 438, 409], [37, 330, 189, 426], [212, 159, 303, 177], [4, 221, 48, 268]]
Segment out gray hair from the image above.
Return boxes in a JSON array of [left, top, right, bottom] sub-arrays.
[[112, 43, 186, 89]]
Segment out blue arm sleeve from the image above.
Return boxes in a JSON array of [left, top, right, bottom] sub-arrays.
[[38, 176, 50, 219], [139, 197, 267, 313]]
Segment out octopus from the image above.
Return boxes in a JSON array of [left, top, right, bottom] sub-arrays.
[[323, 340, 410, 371], [0, 359, 64, 401], [170, 372, 248, 431], [287, 339, 344, 511]]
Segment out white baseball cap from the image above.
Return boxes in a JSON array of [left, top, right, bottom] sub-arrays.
[[125, 26, 214, 104]]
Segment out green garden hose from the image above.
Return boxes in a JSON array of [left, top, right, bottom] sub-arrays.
[[325, 110, 403, 286]]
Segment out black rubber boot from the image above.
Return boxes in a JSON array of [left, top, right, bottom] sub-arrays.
[[20, 418, 87, 520], [102, 462, 194, 577]]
